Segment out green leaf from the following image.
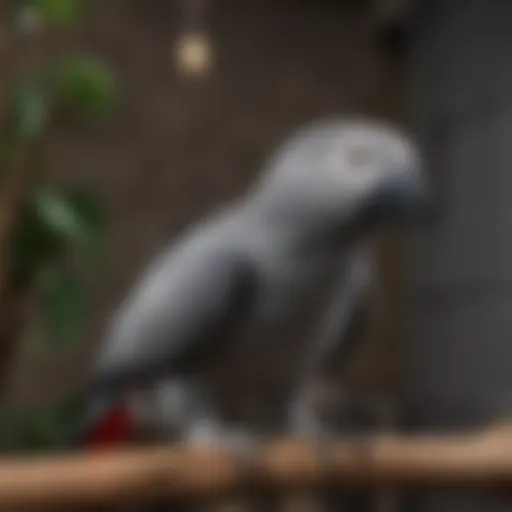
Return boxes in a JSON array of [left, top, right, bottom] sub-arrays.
[[39, 266, 86, 347], [53, 57, 116, 117], [63, 188, 106, 272], [5, 82, 48, 144], [10, 188, 105, 288], [62, 188, 104, 241], [9, 204, 66, 288], [33, 187, 104, 248], [30, 0, 84, 25]]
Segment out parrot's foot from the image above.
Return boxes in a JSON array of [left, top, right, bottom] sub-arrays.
[[187, 419, 259, 459], [288, 402, 336, 457]]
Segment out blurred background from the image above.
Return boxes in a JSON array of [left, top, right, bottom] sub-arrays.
[[1, 0, 408, 414], [4, 1, 512, 512]]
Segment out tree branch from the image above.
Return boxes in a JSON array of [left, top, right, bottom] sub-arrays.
[[0, 423, 510, 508]]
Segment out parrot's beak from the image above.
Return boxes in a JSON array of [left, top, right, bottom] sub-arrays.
[[361, 164, 443, 231], [372, 166, 442, 228]]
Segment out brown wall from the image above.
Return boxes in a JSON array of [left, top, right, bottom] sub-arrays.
[[6, 0, 407, 408]]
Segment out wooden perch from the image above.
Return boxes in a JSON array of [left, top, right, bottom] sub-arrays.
[[0, 423, 510, 508]]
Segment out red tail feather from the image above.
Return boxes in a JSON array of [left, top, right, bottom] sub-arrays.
[[86, 403, 134, 450]]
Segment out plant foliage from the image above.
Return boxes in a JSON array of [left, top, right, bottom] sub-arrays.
[[0, 0, 114, 450]]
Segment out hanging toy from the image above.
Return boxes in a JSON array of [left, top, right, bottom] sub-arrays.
[[174, 0, 214, 78]]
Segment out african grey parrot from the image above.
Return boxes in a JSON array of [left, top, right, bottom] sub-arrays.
[[76, 117, 433, 453]]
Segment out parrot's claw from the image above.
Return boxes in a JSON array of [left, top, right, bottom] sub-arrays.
[[289, 405, 336, 457], [187, 420, 259, 460]]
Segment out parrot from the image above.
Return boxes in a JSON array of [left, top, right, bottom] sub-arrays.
[[73, 117, 434, 458]]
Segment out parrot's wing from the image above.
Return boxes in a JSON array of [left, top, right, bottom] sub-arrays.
[[91, 244, 257, 393]]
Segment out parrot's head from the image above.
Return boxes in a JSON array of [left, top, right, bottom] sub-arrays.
[[255, 117, 439, 238]]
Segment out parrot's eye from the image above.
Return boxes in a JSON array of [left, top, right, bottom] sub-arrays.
[[347, 146, 372, 167], [346, 145, 383, 169]]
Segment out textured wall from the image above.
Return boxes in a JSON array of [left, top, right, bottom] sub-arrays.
[[407, 1, 512, 510]]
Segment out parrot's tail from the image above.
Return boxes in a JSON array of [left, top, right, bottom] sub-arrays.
[[68, 388, 136, 451]]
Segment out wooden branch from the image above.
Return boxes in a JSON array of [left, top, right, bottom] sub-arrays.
[[0, 423, 510, 508]]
